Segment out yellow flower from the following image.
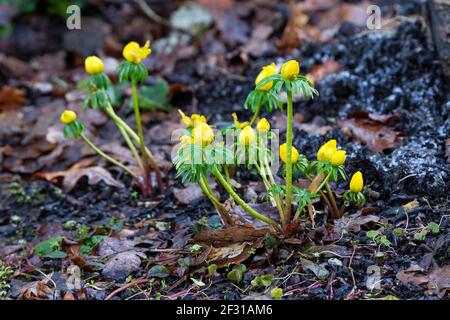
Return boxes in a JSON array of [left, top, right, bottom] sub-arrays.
[[178, 109, 206, 128], [179, 135, 193, 145], [279, 143, 299, 164], [331, 150, 346, 166], [84, 56, 104, 75], [238, 126, 256, 146], [60, 110, 77, 124], [317, 139, 337, 161], [255, 63, 277, 91], [123, 40, 151, 64], [256, 118, 270, 132], [191, 114, 207, 126], [192, 123, 214, 146], [350, 171, 364, 193], [280, 60, 300, 80], [232, 113, 250, 129]]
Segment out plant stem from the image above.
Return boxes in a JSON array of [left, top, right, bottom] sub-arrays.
[[199, 173, 231, 226], [316, 171, 332, 193], [262, 151, 285, 221], [224, 165, 233, 189], [131, 80, 148, 164], [325, 182, 340, 219], [213, 167, 280, 231], [249, 105, 260, 126], [117, 123, 144, 170], [104, 104, 164, 191], [80, 134, 136, 177], [284, 89, 294, 225]]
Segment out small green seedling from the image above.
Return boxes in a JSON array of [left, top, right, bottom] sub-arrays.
[[270, 287, 283, 300]]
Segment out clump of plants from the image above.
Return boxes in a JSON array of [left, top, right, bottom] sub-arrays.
[[60, 41, 163, 196], [173, 59, 366, 234]]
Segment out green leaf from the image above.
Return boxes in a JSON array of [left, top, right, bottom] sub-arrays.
[[138, 78, 172, 112], [251, 274, 274, 287], [34, 236, 65, 258], [148, 265, 170, 278], [414, 229, 428, 241], [227, 264, 247, 283], [270, 287, 283, 300], [366, 230, 379, 240], [191, 277, 205, 287], [208, 264, 217, 276], [427, 222, 439, 234]]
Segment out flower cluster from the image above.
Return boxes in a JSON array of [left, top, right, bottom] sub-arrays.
[[173, 58, 367, 235], [60, 40, 163, 196]]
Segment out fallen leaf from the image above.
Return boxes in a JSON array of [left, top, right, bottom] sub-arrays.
[[35, 159, 125, 191], [173, 184, 205, 205], [300, 258, 329, 280], [97, 237, 136, 257], [102, 251, 145, 281], [337, 111, 402, 152], [193, 226, 270, 245], [206, 242, 257, 268], [396, 265, 450, 297], [427, 266, 450, 297], [366, 265, 381, 291], [198, 0, 234, 12], [0, 85, 26, 110], [306, 60, 341, 84], [402, 199, 420, 212], [217, 6, 250, 46]]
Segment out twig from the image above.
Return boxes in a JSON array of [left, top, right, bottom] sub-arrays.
[[134, 0, 170, 26], [105, 278, 148, 300]]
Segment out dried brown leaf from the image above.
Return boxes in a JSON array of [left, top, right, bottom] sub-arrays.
[[0, 85, 26, 110], [35, 160, 125, 191], [337, 112, 402, 152]]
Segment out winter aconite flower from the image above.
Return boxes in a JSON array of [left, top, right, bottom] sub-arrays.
[[255, 63, 277, 91], [232, 113, 250, 129], [123, 41, 151, 64], [84, 56, 104, 75], [239, 126, 256, 146], [280, 143, 299, 164], [331, 150, 346, 166], [256, 118, 270, 132], [280, 60, 300, 80], [192, 123, 214, 146], [178, 109, 206, 128], [60, 110, 77, 124], [317, 139, 337, 161], [180, 135, 193, 145], [350, 171, 364, 193]]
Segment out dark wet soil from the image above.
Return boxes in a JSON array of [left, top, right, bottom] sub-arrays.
[[0, 1, 449, 300]]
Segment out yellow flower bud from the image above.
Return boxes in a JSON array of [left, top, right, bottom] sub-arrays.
[[331, 150, 346, 166], [317, 139, 337, 161], [178, 110, 206, 128], [178, 109, 193, 127], [279, 143, 299, 164], [192, 123, 214, 146], [256, 118, 270, 132], [84, 56, 104, 75], [179, 135, 193, 145], [123, 40, 151, 64], [350, 171, 364, 193], [280, 60, 300, 80], [232, 113, 250, 129], [191, 114, 207, 126], [255, 63, 277, 91], [238, 126, 256, 146], [60, 110, 77, 124]]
